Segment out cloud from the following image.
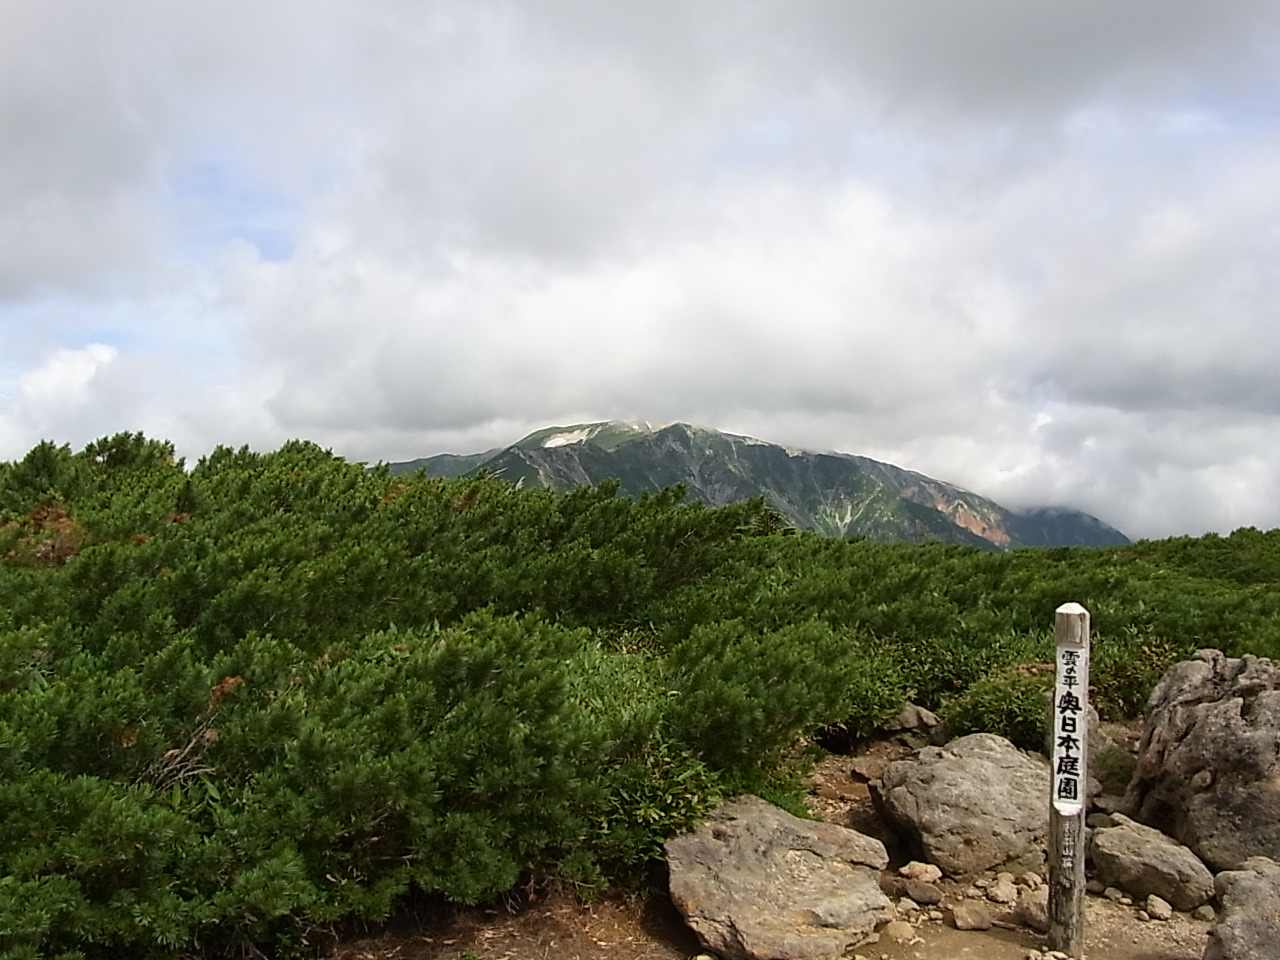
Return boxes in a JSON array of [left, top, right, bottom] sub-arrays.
[[1, 1, 1279, 539]]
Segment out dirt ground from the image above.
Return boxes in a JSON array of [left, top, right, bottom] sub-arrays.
[[327, 739, 1213, 960]]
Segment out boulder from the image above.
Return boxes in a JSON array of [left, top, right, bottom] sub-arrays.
[[665, 795, 892, 960], [1203, 856, 1280, 960], [1089, 812, 1215, 911], [884, 702, 940, 746], [1121, 649, 1280, 871], [870, 733, 1049, 877]]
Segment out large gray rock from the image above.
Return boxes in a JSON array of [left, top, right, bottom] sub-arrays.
[[1203, 856, 1280, 960], [870, 733, 1049, 878], [665, 795, 892, 960], [1089, 812, 1214, 911], [1122, 649, 1280, 871]]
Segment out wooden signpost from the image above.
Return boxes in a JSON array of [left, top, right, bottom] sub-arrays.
[[1049, 602, 1090, 957]]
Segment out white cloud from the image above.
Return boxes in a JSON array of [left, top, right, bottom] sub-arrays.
[[1, 1, 1279, 538], [4, 344, 117, 440]]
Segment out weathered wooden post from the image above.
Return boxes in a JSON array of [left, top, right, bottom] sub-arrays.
[[1049, 602, 1090, 956]]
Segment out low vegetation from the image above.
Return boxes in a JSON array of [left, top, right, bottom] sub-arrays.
[[2, 433, 1278, 958]]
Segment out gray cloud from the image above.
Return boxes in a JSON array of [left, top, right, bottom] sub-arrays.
[[2, 1, 1279, 539]]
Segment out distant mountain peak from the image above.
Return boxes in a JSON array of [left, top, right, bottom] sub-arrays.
[[389, 421, 1130, 550], [517, 420, 672, 451], [517, 420, 779, 452]]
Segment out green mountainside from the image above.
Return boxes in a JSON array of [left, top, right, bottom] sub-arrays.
[[384, 448, 498, 479], [388, 421, 1129, 549]]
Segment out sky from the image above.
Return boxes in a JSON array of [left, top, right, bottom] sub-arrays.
[[2, 0, 1279, 540]]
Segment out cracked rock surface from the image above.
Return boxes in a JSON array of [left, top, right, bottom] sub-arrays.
[[870, 733, 1050, 878], [1121, 649, 1280, 871], [665, 795, 892, 960]]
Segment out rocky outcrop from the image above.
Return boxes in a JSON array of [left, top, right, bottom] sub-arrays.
[[665, 795, 892, 960], [1089, 813, 1214, 911], [1203, 856, 1280, 960], [1122, 649, 1280, 871], [870, 733, 1049, 877]]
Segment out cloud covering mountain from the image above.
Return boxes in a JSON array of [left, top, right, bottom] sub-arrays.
[[2, 1, 1279, 539]]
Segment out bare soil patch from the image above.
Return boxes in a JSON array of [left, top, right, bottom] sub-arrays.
[[328, 888, 696, 960]]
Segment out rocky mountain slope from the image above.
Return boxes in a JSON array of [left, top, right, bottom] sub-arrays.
[[387, 421, 1129, 550]]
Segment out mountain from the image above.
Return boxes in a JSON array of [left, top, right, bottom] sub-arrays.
[[386, 421, 1129, 550], [384, 449, 499, 479]]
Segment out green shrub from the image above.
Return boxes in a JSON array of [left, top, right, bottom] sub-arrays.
[[1090, 626, 1194, 719], [1092, 743, 1138, 795], [664, 620, 864, 774], [4, 433, 1280, 959], [939, 664, 1053, 751]]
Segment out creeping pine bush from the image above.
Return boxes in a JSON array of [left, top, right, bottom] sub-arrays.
[[0, 613, 612, 959], [938, 663, 1054, 751], [662, 619, 904, 778], [7, 434, 1280, 958]]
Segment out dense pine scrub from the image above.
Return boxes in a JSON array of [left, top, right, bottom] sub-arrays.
[[2, 433, 1278, 958]]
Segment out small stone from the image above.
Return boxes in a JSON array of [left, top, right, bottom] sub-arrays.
[[1193, 904, 1216, 922], [897, 897, 920, 913], [1086, 879, 1106, 894], [927, 909, 944, 921], [974, 877, 992, 889], [907, 879, 943, 904], [1104, 886, 1125, 901], [1119, 896, 1133, 906], [899, 861, 942, 883], [987, 877, 1019, 904], [881, 919, 915, 942], [952, 901, 993, 930], [964, 885, 985, 899], [1014, 887, 1050, 933], [880, 875, 943, 905], [1016, 871, 1044, 890], [1146, 894, 1173, 921], [1087, 812, 1115, 828], [1137, 910, 1151, 921]]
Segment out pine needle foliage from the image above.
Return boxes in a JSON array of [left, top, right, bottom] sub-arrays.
[[2, 433, 1279, 957]]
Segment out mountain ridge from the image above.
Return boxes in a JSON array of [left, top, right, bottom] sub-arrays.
[[386, 420, 1129, 550]]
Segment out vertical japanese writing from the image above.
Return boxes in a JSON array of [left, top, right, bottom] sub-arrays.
[[1052, 644, 1089, 815], [1059, 821, 1076, 871]]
